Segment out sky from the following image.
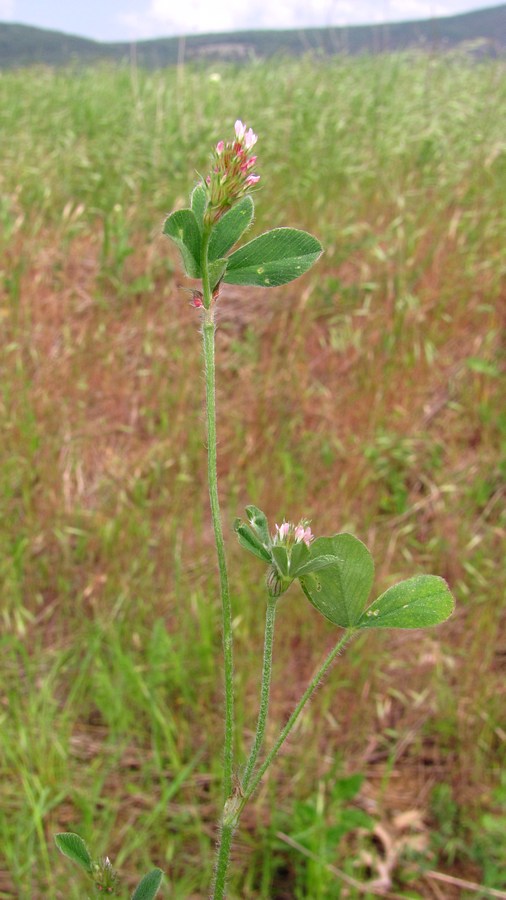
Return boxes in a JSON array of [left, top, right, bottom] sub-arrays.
[[0, 0, 499, 42]]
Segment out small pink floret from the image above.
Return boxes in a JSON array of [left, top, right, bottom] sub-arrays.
[[294, 525, 304, 543], [234, 119, 246, 139], [304, 527, 314, 546], [244, 128, 258, 149], [245, 174, 260, 186], [276, 522, 290, 540], [240, 156, 257, 173], [295, 524, 314, 547], [216, 140, 224, 154]]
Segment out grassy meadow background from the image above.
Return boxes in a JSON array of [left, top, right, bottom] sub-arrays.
[[1, 52, 505, 898]]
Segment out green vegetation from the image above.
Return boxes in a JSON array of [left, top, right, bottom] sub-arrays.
[[1, 3, 506, 69], [0, 54, 505, 897]]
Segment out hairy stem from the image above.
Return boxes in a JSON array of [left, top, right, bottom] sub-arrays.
[[241, 628, 356, 807], [212, 822, 234, 900], [201, 233, 234, 802], [241, 595, 277, 793]]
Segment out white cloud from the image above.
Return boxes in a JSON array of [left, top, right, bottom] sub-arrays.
[[119, 1, 240, 38], [0, 0, 15, 17], [118, 0, 492, 41], [118, 0, 368, 39], [388, 0, 446, 18]]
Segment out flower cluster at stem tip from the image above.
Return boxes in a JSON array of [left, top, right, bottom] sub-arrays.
[[274, 519, 314, 548], [91, 856, 118, 894], [204, 120, 260, 223], [266, 519, 314, 597]]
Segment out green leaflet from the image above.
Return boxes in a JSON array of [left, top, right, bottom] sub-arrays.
[[223, 227, 322, 287], [190, 183, 207, 234], [271, 544, 289, 576], [208, 196, 254, 261], [208, 258, 228, 292], [131, 868, 164, 900], [357, 575, 455, 629], [288, 539, 310, 576], [54, 833, 93, 874], [245, 505, 271, 546], [235, 520, 271, 563], [163, 208, 201, 278], [299, 534, 374, 627]]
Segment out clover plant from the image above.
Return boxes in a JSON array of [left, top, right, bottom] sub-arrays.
[[55, 120, 454, 898]]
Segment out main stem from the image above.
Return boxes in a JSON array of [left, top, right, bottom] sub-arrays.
[[201, 235, 234, 804], [212, 595, 277, 899], [212, 822, 234, 900]]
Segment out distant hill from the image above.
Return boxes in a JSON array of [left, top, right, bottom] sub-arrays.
[[1, 3, 505, 68]]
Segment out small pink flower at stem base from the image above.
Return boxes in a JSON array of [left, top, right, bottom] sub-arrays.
[[180, 286, 204, 308]]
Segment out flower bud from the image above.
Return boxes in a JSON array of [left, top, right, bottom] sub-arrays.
[[91, 857, 119, 895], [266, 565, 284, 597]]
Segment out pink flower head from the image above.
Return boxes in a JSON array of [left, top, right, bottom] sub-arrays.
[[274, 518, 314, 548], [204, 120, 260, 223]]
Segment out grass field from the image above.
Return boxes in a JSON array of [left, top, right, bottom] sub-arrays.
[[0, 52, 505, 898]]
